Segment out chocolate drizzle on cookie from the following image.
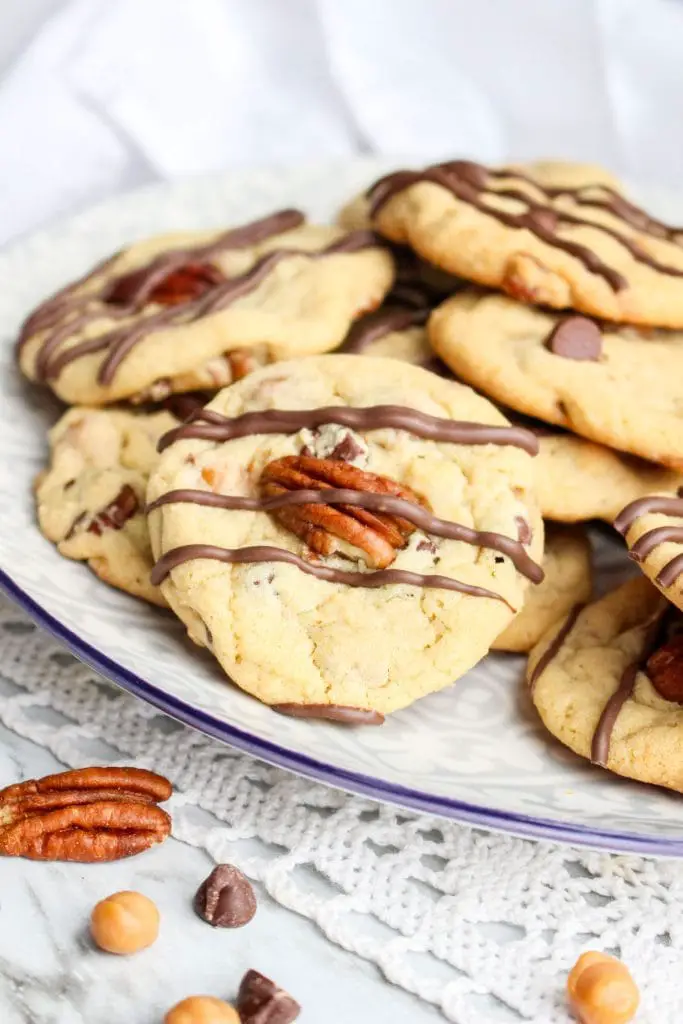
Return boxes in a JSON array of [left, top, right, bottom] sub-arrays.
[[367, 160, 683, 290], [151, 403, 540, 599], [614, 495, 683, 586], [150, 543, 516, 605], [528, 603, 584, 697], [147, 486, 544, 582], [274, 703, 385, 725], [338, 306, 429, 354], [591, 611, 670, 767], [20, 211, 383, 387], [157, 404, 541, 455]]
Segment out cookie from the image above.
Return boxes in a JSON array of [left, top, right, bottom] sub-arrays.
[[429, 289, 683, 469], [147, 355, 544, 720], [532, 429, 683, 524], [614, 492, 683, 612], [365, 159, 683, 326], [338, 160, 621, 234], [36, 406, 177, 605], [337, 255, 458, 371], [526, 577, 683, 794], [493, 525, 592, 653], [18, 210, 393, 406]]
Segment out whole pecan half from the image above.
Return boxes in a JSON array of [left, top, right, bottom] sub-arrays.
[[260, 455, 427, 569], [0, 766, 172, 862], [106, 261, 224, 308]]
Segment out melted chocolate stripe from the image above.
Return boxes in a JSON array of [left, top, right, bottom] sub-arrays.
[[147, 487, 544, 582], [528, 604, 584, 696], [25, 212, 304, 372], [339, 306, 429, 353], [150, 543, 514, 607], [158, 405, 540, 455], [658, 554, 683, 587], [591, 663, 639, 767], [630, 525, 683, 562], [614, 495, 683, 534], [274, 704, 384, 725], [590, 611, 667, 766], [368, 163, 625, 289], [104, 209, 305, 309], [38, 228, 381, 385], [368, 160, 683, 290]]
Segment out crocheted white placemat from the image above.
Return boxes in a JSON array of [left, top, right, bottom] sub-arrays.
[[0, 594, 679, 1023]]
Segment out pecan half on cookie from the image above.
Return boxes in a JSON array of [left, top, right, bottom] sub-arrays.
[[260, 455, 427, 568], [0, 767, 172, 862]]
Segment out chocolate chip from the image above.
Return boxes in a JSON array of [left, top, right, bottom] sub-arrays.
[[237, 970, 300, 1024], [515, 516, 532, 545], [299, 444, 313, 458], [329, 433, 364, 462], [193, 864, 257, 929], [417, 538, 437, 553], [545, 316, 602, 361]]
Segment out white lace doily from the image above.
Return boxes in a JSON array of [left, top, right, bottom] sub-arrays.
[[0, 595, 680, 1023]]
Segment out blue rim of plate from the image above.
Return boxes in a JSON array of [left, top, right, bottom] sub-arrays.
[[2, 566, 682, 857]]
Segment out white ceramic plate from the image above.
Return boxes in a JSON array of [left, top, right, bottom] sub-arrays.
[[2, 158, 682, 855]]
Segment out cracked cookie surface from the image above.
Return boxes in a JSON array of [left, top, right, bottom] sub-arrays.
[[147, 355, 543, 716]]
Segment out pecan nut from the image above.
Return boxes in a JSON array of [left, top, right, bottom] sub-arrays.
[[646, 634, 683, 703], [0, 767, 172, 862], [87, 484, 139, 536], [260, 455, 427, 568], [106, 261, 224, 308]]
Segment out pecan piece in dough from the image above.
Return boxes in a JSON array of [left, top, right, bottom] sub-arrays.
[[260, 455, 427, 569], [0, 766, 172, 862], [87, 484, 139, 536]]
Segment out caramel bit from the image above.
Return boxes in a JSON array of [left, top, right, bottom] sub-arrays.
[[260, 455, 427, 569], [87, 484, 139, 535], [646, 633, 683, 703], [0, 766, 172, 862], [567, 951, 639, 1024], [201, 467, 216, 487], [164, 996, 240, 1024], [90, 890, 160, 955]]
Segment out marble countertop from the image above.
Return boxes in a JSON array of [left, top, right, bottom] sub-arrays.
[[0, 723, 441, 1024]]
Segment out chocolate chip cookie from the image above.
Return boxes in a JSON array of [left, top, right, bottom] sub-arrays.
[[147, 355, 544, 719], [527, 577, 683, 794], [430, 289, 683, 468], [36, 406, 177, 605], [365, 159, 683, 325], [18, 211, 393, 406]]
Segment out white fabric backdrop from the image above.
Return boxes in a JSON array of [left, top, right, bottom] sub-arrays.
[[2, 0, 683, 246]]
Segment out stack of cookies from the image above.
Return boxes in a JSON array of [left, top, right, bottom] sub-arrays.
[[23, 158, 683, 795]]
